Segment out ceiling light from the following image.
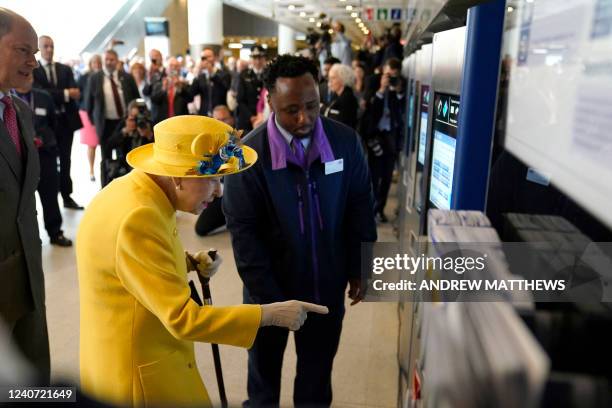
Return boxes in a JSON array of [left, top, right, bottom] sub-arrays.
[[346, 5, 353, 11], [328, 29, 334, 34], [358, 22, 364, 28], [299, 11, 306, 17], [350, 12, 358, 18], [288, 5, 295, 10], [316, 22, 322, 27], [507, 6, 514, 12], [339, 0, 346, 2], [309, 17, 315, 22], [355, 18, 362, 23], [228, 43, 243, 49]]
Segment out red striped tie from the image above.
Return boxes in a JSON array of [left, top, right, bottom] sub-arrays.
[[2, 96, 22, 156]]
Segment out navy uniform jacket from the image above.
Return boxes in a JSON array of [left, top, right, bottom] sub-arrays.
[[223, 115, 377, 310], [236, 68, 264, 131]]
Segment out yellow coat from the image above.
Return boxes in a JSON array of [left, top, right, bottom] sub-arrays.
[[76, 170, 261, 407]]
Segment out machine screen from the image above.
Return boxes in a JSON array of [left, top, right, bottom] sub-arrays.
[[428, 94, 460, 210]]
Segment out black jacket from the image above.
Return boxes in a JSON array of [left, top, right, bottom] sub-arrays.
[[106, 120, 153, 170], [33, 61, 82, 132], [17, 89, 58, 152], [362, 74, 406, 151], [191, 69, 231, 116], [223, 117, 377, 309], [323, 86, 358, 130], [150, 80, 193, 124], [142, 67, 167, 99], [85, 70, 140, 138], [236, 68, 264, 131]]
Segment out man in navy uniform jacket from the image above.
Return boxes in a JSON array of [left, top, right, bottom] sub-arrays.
[[224, 55, 377, 407]]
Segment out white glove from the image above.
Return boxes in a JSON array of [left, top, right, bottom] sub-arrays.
[[260, 300, 329, 331], [186, 250, 222, 279]]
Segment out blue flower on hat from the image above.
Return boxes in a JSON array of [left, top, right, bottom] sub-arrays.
[[190, 129, 246, 176]]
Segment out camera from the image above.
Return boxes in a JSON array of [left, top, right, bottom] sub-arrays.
[[132, 99, 152, 130], [389, 75, 400, 87]]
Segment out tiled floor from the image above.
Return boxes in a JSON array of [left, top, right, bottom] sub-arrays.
[[40, 141, 400, 407]]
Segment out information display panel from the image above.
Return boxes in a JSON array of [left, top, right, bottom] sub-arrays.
[[428, 94, 460, 210]]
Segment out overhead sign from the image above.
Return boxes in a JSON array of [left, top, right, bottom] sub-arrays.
[[362, 6, 414, 21], [377, 8, 389, 21], [391, 8, 403, 20]]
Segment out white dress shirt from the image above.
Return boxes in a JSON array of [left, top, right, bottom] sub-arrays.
[[102, 68, 126, 120], [40, 57, 71, 103]]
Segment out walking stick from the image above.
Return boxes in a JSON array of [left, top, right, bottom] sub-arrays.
[[187, 250, 228, 408]]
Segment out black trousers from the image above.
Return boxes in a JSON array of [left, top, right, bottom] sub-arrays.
[[55, 121, 74, 199], [37, 148, 63, 238], [195, 197, 226, 236], [9, 307, 51, 385], [368, 131, 397, 215], [99, 119, 120, 188], [245, 303, 344, 408]]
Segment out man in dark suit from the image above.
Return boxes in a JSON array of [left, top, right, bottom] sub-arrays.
[[236, 45, 267, 132], [33, 35, 83, 209], [0, 7, 50, 383], [85, 48, 139, 187], [363, 57, 406, 222], [141, 48, 166, 111], [190, 46, 230, 117], [224, 55, 377, 407], [14, 77, 72, 246], [150, 57, 192, 124]]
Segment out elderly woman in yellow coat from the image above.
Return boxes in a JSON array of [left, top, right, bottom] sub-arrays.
[[76, 115, 328, 408]]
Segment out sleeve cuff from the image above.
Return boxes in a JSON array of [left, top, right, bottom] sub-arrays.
[[376, 92, 384, 99], [64, 89, 70, 102]]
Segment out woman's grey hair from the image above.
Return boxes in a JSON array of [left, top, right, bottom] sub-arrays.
[[330, 63, 355, 89]]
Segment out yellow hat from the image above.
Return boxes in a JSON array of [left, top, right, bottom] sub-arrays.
[[126, 115, 257, 178]]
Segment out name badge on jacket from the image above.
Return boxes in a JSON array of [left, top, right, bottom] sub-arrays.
[[35, 107, 47, 116], [325, 158, 343, 175]]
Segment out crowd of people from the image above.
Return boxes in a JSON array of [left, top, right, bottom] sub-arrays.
[[0, 6, 406, 407], [21, 21, 407, 246]]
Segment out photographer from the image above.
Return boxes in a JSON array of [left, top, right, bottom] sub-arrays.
[[363, 57, 406, 222], [150, 57, 192, 124], [103, 99, 153, 184]]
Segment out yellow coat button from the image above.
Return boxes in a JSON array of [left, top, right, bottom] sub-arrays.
[[188, 363, 193, 369], [173, 228, 177, 236]]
